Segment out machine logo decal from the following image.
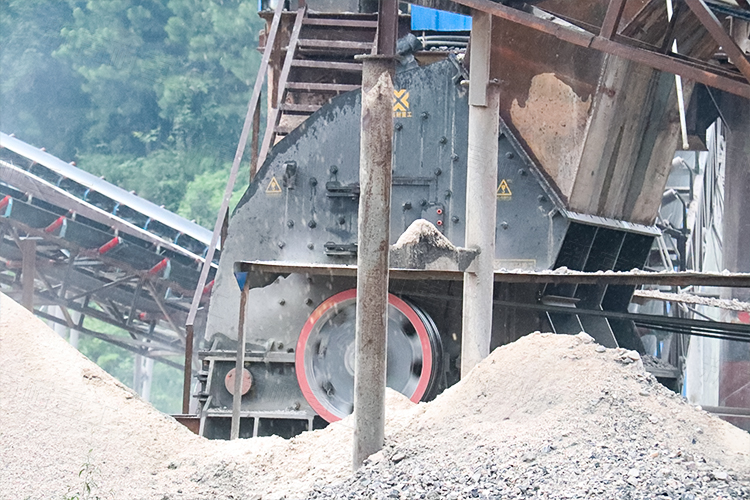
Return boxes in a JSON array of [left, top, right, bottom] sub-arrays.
[[266, 176, 282, 195], [393, 89, 411, 118], [497, 179, 512, 199]]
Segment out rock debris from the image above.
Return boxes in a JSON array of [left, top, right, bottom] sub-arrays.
[[1, 293, 748, 499]]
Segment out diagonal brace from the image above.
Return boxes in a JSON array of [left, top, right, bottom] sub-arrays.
[[683, 0, 750, 82], [600, 0, 628, 39]]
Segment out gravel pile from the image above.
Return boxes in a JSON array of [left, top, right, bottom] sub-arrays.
[[305, 333, 750, 500], [2, 293, 748, 499]]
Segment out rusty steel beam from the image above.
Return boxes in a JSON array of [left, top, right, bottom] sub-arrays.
[[352, 55, 395, 469], [376, 0, 399, 56], [182, 324, 194, 414], [34, 309, 182, 369], [236, 261, 750, 288], [182, 0, 286, 415], [145, 281, 185, 339], [185, 0, 285, 328], [600, 0, 629, 39], [65, 273, 138, 302], [462, 10, 499, 377], [230, 276, 250, 440], [683, 0, 750, 82], [20, 239, 36, 311], [452, 0, 750, 99]]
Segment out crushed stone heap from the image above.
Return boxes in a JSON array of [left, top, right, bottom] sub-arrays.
[[308, 332, 750, 500], [1, 293, 748, 500]]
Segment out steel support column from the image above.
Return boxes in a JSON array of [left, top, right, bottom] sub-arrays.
[[461, 10, 500, 377], [20, 239, 36, 311], [719, 94, 750, 430], [230, 277, 250, 440], [352, 54, 395, 469]]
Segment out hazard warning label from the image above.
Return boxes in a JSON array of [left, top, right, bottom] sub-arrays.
[[496, 179, 512, 199], [266, 176, 282, 195]]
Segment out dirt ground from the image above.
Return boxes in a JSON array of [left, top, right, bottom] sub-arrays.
[[1, 292, 748, 499]]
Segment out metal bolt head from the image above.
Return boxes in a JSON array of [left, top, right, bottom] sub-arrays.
[[501, 221, 509, 229], [506, 152, 515, 159], [434, 168, 442, 176], [394, 123, 403, 131], [419, 199, 428, 207], [305, 298, 313, 306], [287, 220, 294, 228], [444, 189, 452, 198], [439, 136, 447, 144], [518, 168, 527, 176], [451, 154, 459, 162], [307, 243, 314, 249], [278, 241, 285, 249], [279, 299, 286, 306], [452, 216, 460, 223], [403, 201, 412, 210], [329, 165, 338, 174], [308, 220, 317, 228], [537, 194, 547, 203], [421, 111, 429, 119], [310, 177, 318, 187], [337, 216, 346, 225]]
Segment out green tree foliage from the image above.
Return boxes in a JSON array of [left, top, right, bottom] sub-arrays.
[[77, 149, 222, 212], [2, 0, 268, 414], [55, 0, 263, 157], [178, 166, 245, 227], [0, 0, 90, 158]]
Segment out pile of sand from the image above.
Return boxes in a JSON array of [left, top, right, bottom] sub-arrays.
[[1, 293, 748, 499]]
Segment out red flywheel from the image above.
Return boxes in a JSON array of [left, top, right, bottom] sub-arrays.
[[295, 289, 442, 422]]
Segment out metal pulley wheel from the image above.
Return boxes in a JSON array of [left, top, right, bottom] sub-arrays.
[[295, 289, 442, 422]]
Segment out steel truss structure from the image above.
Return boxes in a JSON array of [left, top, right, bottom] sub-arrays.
[[0, 134, 218, 371]]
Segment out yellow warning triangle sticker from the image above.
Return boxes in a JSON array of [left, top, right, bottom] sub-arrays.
[[266, 176, 282, 195], [497, 179, 512, 198]]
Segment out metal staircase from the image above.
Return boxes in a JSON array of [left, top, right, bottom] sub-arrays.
[[257, 9, 378, 166]]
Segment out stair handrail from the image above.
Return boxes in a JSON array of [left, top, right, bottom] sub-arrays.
[[257, 5, 308, 168], [182, 0, 287, 414]]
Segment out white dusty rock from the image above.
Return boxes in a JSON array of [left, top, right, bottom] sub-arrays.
[[1, 294, 749, 500]]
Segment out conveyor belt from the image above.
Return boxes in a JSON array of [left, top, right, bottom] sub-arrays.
[[0, 132, 218, 363]]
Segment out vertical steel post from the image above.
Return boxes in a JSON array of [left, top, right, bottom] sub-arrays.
[[352, 54, 395, 469], [719, 94, 750, 429], [230, 277, 250, 440], [461, 11, 500, 377], [182, 324, 194, 414], [20, 239, 36, 311]]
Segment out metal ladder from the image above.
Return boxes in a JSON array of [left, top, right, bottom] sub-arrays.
[[257, 9, 378, 167]]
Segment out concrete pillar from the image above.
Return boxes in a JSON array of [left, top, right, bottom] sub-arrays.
[[352, 55, 395, 469], [461, 11, 500, 377]]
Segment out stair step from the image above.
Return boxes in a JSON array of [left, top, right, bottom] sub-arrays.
[[297, 39, 373, 51], [286, 82, 361, 93], [291, 60, 362, 72], [280, 103, 322, 114], [302, 18, 378, 28]]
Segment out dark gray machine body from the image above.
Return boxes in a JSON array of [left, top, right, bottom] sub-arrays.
[[200, 59, 657, 439]]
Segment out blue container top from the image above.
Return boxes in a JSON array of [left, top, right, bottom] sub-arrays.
[[411, 5, 472, 31]]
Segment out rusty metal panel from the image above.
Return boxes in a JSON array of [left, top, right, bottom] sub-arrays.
[[488, 0, 720, 225]]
